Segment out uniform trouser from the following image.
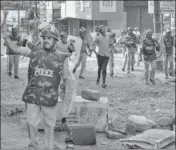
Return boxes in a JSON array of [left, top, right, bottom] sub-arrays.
[[26, 103, 59, 149], [74, 52, 87, 76], [8, 55, 20, 75], [137, 45, 141, 66], [122, 48, 135, 71], [164, 55, 174, 76], [97, 54, 109, 84], [109, 49, 114, 74], [122, 46, 126, 57], [144, 60, 156, 82]]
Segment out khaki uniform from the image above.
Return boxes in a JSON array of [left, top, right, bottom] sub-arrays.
[[163, 35, 174, 76], [141, 37, 159, 82], [121, 33, 137, 72]]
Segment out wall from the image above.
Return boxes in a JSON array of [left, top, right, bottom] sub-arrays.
[[141, 6, 153, 32], [91, 1, 126, 21], [126, 6, 153, 32], [107, 19, 126, 31], [124, 1, 148, 7]]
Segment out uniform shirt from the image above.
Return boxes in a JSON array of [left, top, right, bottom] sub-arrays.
[[92, 34, 110, 57], [23, 42, 70, 107], [122, 33, 137, 48], [163, 35, 174, 55], [141, 37, 158, 61]]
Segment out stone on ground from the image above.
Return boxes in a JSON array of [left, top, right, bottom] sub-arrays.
[[106, 130, 125, 139], [81, 89, 100, 101], [125, 115, 157, 134], [156, 117, 175, 126]]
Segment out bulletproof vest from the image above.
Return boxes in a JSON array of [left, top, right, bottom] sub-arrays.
[[143, 38, 156, 54], [163, 36, 174, 48], [22, 42, 69, 107], [142, 38, 156, 61], [125, 34, 137, 48], [163, 36, 174, 55]]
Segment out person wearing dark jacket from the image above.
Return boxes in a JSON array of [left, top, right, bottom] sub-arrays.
[[5, 27, 21, 78], [140, 29, 160, 85], [162, 29, 175, 78]]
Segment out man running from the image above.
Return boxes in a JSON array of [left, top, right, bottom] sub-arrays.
[[91, 25, 110, 88], [73, 27, 91, 79], [2, 24, 71, 149], [139, 29, 160, 85]]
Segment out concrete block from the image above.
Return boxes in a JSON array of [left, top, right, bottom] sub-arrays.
[[81, 89, 100, 101]]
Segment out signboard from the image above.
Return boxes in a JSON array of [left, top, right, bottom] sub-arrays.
[[39, 3, 46, 21], [52, 1, 61, 21], [76, 1, 91, 8], [52, 1, 61, 9], [160, 1, 175, 14], [148, 1, 154, 14], [21, 18, 29, 26], [99, 1, 116, 12], [53, 9, 61, 21], [148, 1, 175, 14]]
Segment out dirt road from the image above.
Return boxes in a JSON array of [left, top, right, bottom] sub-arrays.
[[1, 53, 175, 149]]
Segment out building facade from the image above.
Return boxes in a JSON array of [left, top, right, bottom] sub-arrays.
[[55, 1, 126, 36], [123, 1, 153, 33]]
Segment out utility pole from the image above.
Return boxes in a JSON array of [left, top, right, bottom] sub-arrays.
[[153, 0, 163, 72], [35, 0, 39, 40], [153, 1, 161, 36], [18, 5, 20, 37]]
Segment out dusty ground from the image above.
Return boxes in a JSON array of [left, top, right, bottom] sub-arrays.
[[1, 52, 175, 149]]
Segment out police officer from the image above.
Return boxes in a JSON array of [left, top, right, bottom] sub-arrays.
[[2, 24, 71, 149], [121, 27, 137, 73], [73, 27, 92, 79], [162, 29, 175, 78], [140, 29, 160, 85], [5, 27, 21, 78], [118, 29, 127, 57], [106, 27, 115, 77]]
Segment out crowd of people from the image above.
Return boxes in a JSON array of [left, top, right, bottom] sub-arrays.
[[2, 17, 175, 149]]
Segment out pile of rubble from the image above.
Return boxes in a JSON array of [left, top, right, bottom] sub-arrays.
[[106, 114, 175, 149]]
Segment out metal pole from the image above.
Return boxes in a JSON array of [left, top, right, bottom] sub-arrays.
[[154, 1, 163, 72], [18, 5, 20, 37], [35, 1, 39, 40], [153, 0, 161, 35]]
